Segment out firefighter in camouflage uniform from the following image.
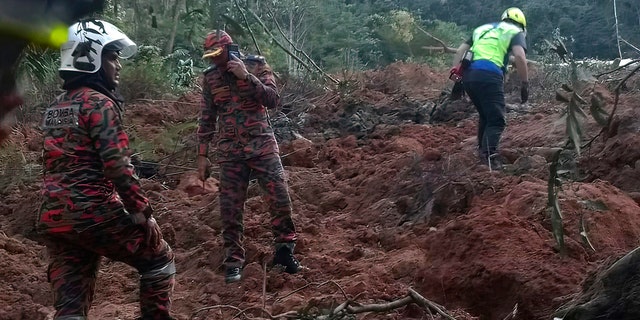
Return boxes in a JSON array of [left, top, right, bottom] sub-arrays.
[[38, 20, 176, 320], [196, 30, 300, 283]]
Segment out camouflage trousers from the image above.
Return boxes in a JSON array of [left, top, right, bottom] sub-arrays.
[[43, 213, 175, 320], [219, 153, 297, 268]]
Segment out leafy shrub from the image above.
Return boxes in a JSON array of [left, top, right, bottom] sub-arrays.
[[17, 46, 61, 123], [119, 46, 173, 101], [119, 46, 196, 101]]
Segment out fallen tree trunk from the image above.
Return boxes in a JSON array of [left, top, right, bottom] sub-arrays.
[[554, 247, 640, 319]]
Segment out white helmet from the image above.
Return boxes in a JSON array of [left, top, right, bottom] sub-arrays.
[[59, 20, 137, 73]]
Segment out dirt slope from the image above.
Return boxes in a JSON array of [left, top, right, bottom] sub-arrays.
[[2, 62, 640, 320]]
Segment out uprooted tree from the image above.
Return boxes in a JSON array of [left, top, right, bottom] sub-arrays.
[[549, 33, 640, 320]]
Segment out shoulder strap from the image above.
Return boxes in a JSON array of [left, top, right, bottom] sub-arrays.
[[477, 23, 499, 41]]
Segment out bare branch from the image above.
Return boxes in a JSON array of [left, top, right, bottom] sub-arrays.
[[247, 8, 338, 84], [233, 0, 262, 56], [413, 22, 455, 54], [605, 63, 640, 134], [265, 10, 338, 84], [262, 261, 267, 310], [595, 59, 640, 78], [409, 288, 457, 320], [422, 46, 457, 54], [190, 304, 243, 319], [346, 296, 413, 313], [276, 280, 349, 303], [501, 303, 518, 320]]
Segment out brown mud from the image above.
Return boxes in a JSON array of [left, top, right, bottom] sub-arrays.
[[2, 62, 640, 320]]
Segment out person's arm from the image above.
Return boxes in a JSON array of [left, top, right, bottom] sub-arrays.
[[509, 31, 529, 103], [87, 98, 149, 216], [247, 61, 280, 109], [197, 74, 217, 157], [228, 55, 280, 109], [511, 45, 528, 83], [452, 43, 471, 68]]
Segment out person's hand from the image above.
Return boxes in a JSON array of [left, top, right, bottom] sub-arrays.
[[130, 211, 162, 250], [227, 55, 249, 79], [450, 82, 464, 100], [144, 217, 162, 250], [197, 155, 211, 181], [449, 65, 463, 82], [521, 81, 529, 103]]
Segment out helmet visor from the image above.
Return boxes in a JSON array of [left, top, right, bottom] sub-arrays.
[[104, 38, 137, 59], [202, 47, 224, 59]]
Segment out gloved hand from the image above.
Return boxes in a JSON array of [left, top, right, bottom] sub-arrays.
[[521, 81, 529, 103], [450, 82, 464, 100], [144, 217, 162, 250], [197, 155, 211, 181], [449, 65, 463, 82]]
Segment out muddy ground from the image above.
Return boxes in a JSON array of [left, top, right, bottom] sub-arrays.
[[2, 62, 640, 320]]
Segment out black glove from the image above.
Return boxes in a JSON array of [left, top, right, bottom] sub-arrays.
[[520, 81, 529, 103], [450, 82, 464, 101]]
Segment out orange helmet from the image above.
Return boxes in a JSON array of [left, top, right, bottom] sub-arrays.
[[203, 30, 233, 58]]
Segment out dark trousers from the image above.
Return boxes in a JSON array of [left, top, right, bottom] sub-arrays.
[[44, 214, 175, 320], [219, 153, 297, 268], [463, 69, 506, 157]]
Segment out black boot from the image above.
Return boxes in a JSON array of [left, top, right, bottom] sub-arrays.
[[273, 246, 300, 274], [224, 266, 242, 283], [488, 153, 503, 171]]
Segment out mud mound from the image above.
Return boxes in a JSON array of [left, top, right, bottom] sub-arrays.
[[2, 62, 640, 320]]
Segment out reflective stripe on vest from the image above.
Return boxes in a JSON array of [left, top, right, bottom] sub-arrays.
[[470, 22, 522, 70]]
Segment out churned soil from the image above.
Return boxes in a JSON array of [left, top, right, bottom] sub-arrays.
[[2, 62, 640, 320]]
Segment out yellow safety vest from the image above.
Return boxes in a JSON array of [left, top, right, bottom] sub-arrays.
[[470, 22, 522, 69]]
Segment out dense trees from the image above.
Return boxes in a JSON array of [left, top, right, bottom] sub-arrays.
[[103, 0, 461, 74], [83, 0, 640, 74], [400, 0, 640, 60]]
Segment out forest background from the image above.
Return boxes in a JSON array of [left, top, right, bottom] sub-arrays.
[[16, 0, 640, 108]]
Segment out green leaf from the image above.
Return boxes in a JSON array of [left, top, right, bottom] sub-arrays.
[[550, 197, 566, 255], [590, 94, 609, 127], [572, 92, 588, 106], [566, 113, 582, 156], [580, 216, 596, 252]]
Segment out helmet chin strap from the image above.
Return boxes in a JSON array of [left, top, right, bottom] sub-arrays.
[[97, 68, 116, 91]]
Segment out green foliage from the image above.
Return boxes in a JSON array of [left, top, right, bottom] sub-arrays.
[[540, 29, 610, 156], [541, 29, 622, 256], [17, 0, 638, 117], [165, 49, 197, 90], [563, 95, 587, 156], [547, 149, 566, 256], [119, 46, 171, 100], [589, 94, 609, 127], [418, 19, 468, 67], [399, 0, 640, 60], [129, 120, 198, 161], [119, 46, 195, 101], [17, 46, 61, 123], [367, 10, 466, 67], [389, 10, 416, 43]]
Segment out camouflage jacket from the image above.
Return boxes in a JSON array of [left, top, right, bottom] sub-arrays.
[[38, 87, 149, 233], [197, 55, 281, 161]]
